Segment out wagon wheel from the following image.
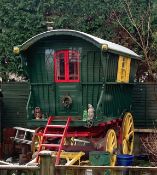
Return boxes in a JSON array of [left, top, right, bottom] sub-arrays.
[[122, 112, 134, 155], [31, 127, 44, 153], [104, 129, 117, 166]]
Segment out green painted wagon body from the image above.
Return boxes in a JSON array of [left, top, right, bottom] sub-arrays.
[[15, 30, 140, 127]]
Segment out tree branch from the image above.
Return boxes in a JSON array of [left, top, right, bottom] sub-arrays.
[[146, 0, 151, 50], [113, 11, 143, 49], [123, 0, 146, 49]]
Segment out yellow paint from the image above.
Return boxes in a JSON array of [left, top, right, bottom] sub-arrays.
[[117, 56, 131, 83], [105, 129, 117, 166], [122, 112, 134, 155], [13, 46, 20, 55], [51, 151, 85, 165], [102, 44, 108, 51]]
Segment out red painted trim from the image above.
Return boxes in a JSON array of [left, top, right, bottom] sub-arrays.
[[65, 50, 68, 82], [54, 50, 80, 82], [53, 51, 57, 82]]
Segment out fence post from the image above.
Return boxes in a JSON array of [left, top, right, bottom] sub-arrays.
[[39, 150, 55, 175]]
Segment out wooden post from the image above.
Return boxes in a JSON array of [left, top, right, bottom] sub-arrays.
[[39, 150, 55, 175]]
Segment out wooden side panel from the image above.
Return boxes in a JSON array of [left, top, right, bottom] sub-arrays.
[[25, 35, 102, 121], [104, 53, 118, 82], [55, 84, 81, 116], [81, 51, 103, 110], [102, 84, 133, 118]]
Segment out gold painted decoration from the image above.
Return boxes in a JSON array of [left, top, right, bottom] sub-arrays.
[[117, 56, 131, 83], [102, 44, 108, 51], [13, 46, 20, 55]]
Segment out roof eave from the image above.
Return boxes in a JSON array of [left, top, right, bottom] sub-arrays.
[[13, 29, 141, 60]]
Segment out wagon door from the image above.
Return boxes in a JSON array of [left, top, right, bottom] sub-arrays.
[[54, 50, 81, 117]]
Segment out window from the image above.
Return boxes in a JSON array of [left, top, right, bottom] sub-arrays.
[[54, 50, 80, 82], [117, 56, 131, 83]]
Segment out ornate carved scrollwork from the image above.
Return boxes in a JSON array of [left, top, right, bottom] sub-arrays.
[[61, 96, 72, 108]]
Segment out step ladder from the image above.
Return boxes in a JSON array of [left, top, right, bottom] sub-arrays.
[[12, 127, 35, 145], [36, 116, 71, 165]]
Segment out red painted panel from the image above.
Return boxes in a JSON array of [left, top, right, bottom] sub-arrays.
[[3, 128, 16, 143]]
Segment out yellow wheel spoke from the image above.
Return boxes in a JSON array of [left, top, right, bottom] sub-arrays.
[[111, 155, 117, 166], [122, 139, 128, 154], [126, 131, 134, 140], [112, 142, 116, 148], [129, 120, 133, 129]]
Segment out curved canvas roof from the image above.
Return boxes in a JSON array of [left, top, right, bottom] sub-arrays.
[[18, 29, 141, 59]]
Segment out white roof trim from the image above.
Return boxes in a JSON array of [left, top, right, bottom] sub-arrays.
[[20, 29, 141, 59], [74, 30, 140, 58]]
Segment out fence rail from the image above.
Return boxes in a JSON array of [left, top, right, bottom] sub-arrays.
[[0, 165, 39, 175], [56, 165, 157, 175], [1, 151, 157, 175]]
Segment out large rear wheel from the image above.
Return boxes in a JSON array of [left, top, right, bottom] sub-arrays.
[[122, 112, 134, 154], [104, 129, 117, 166], [31, 127, 44, 153]]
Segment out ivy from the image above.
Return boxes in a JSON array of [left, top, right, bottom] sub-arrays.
[[0, 0, 157, 81]]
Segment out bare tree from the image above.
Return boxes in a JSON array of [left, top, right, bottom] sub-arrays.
[[112, 0, 155, 81]]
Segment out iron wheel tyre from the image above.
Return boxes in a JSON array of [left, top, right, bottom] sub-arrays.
[[104, 129, 117, 166], [122, 112, 134, 155]]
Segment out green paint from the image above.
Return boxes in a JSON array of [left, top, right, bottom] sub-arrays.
[[83, 109, 88, 121], [19, 33, 139, 127]]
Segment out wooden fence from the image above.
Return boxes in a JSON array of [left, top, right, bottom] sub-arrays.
[[132, 83, 157, 128], [1, 83, 29, 128], [1, 151, 157, 175]]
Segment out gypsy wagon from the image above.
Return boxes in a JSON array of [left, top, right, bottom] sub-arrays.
[[13, 29, 140, 165]]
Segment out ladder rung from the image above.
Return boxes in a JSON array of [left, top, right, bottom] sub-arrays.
[[47, 125, 65, 128], [14, 138, 32, 144], [41, 144, 60, 148], [44, 134, 63, 137], [36, 116, 71, 164]]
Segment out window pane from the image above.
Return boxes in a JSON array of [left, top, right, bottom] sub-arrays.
[[57, 53, 65, 80], [69, 51, 79, 80]]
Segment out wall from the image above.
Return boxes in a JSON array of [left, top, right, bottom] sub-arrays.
[[1, 83, 29, 128], [132, 83, 157, 128]]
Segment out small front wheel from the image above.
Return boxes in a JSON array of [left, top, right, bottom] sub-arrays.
[[104, 129, 117, 166]]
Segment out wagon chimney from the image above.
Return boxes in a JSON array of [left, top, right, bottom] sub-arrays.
[[46, 21, 54, 31]]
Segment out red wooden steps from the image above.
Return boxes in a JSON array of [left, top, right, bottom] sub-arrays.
[[36, 116, 71, 165]]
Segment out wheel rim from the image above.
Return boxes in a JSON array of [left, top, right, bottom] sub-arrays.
[[122, 112, 134, 155], [31, 127, 44, 153], [105, 129, 117, 166]]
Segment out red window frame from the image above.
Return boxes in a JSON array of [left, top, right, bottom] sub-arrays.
[[54, 50, 80, 82]]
